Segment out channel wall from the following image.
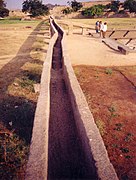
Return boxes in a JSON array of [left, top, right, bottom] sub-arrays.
[[25, 19, 58, 180]]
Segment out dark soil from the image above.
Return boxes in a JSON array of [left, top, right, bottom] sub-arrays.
[[48, 32, 98, 179], [74, 65, 136, 180]]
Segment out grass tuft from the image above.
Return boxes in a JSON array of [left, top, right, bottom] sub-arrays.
[[105, 68, 113, 75], [95, 119, 106, 136]]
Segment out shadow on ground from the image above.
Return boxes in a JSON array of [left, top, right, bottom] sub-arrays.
[[0, 20, 50, 143], [0, 95, 36, 144], [0, 21, 43, 94]]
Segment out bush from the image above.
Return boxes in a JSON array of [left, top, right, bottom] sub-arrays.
[[62, 7, 72, 15], [106, 0, 120, 13], [123, 0, 136, 13], [105, 68, 113, 75]]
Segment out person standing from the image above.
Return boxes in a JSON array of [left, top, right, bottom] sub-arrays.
[[102, 22, 107, 38], [99, 21, 103, 37], [95, 21, 99, 33]]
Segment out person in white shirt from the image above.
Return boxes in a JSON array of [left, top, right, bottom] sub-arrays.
[[102, 22, 107, 38]]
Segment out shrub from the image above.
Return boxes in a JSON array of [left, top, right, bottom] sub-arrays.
[[62, 7, 72, 15], [106, 0, 120, 13], [123, 0, 136, 13], [105, 68, 113, 75]]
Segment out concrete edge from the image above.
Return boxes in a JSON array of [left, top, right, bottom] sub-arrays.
[[55, 22, 119, 180], [102, 39, 121, 53], [102, 38, 136, 54], [25, 19, 58, 180]]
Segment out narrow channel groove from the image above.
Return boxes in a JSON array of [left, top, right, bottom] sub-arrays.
[[48, 28, 98, 179]]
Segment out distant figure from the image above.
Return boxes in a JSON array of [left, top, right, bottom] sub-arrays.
[[95, 21, 99, 33], [99, 21, 103, 37], [102, 22, 107, 38]]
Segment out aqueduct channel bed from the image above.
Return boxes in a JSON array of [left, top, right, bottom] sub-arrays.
[[48, 24, 98, 179]]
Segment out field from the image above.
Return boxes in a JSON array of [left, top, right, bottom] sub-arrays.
[[63, 18, 136, 30], [0, 19, 50, 179]]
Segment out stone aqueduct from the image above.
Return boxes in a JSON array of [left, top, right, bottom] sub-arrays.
[[25, 18, 119, 180]]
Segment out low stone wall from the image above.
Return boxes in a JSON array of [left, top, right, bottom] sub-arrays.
[[25, 19, 58, 180], [54, 20, 119, 180]]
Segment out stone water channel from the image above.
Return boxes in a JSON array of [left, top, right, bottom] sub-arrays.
[[26, 19, 118, 180], [48, 25, 98, 179]]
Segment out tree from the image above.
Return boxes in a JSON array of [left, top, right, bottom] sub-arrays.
[[106, 0, 120, 12], [22, 0, 49, 17], [68, 0, 83, 12], [82, 4, 105, 17], [62, 7, 72, 15], [0, 7, 9, 17], [0, 0, 9, 17], [123, 0, 136, 13], [0, 0, 6, 8]]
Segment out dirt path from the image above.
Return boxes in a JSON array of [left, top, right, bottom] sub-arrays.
[[66, 35, 136, 67], [48, 31, 98, 179]]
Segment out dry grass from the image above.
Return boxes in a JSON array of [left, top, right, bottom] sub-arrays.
[[63, 18, 136, 30], [0, 19, 50, 179], [0, 20, 40, 56]]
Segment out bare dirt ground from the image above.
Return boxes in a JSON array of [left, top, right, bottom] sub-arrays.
[[66, 34, 136, 180], [66, 34, 136, 67]]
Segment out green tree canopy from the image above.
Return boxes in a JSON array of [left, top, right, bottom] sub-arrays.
[[106, 0, 120, 12], [123, 0, 136, 13], [22, 0, 49, 17], [68, 0, 83, 12], [82, 4, 105, 17]]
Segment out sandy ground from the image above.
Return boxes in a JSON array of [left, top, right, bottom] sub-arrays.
[[66, 34, 136, 67], [0, 28, 35, 69]]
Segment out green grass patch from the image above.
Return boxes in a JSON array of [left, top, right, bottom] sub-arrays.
[[0, 19, 41, 25], [105, 68, 113, 75], [95, 119, 106, 136], [19, 77, 35, 92]]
